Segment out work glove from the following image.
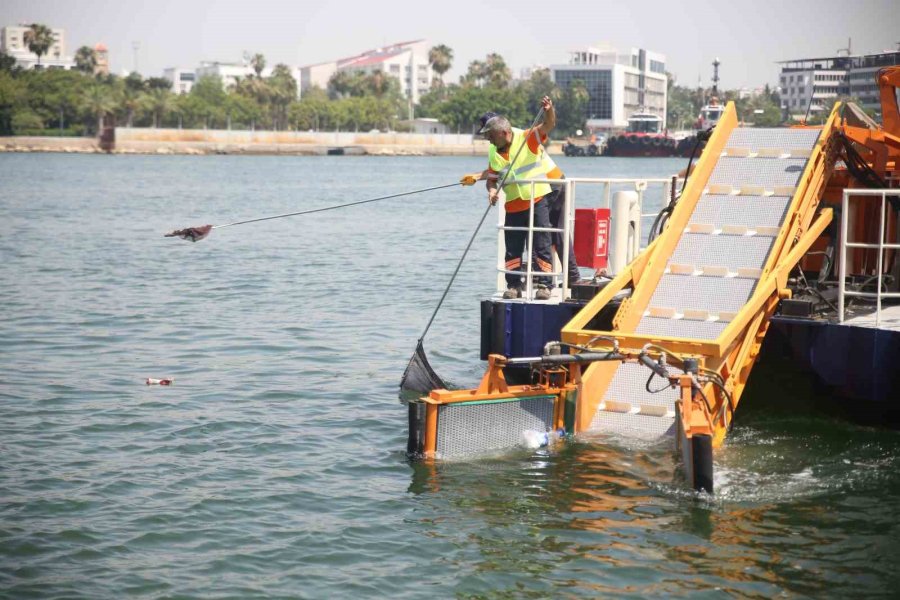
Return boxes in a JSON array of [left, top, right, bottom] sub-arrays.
[[459, 174, 479, 186]]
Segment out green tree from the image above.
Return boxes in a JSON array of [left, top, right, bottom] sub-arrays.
[[80, 83, 117, 134], [555, 78, 589, 134], [461, 60, 486, 87], [520, 68, 556, 116], [24, 23, 54, 66], [142, 87, 175, 127], [23, 68, 87, 133], [0, 50, 17, 73], [434, 85, 526, 132], [484, 53, 511, 88], [74, 46, 98, 74], [268, 64, 297, 129], [178, 75, 225, 128], [328, 70, 363, 99], [124, 72, 145, 92], [251, 53, 266, 77], [12, 110, 43, 132], [428, 44, 453, 87], [0, 71, 27, 133], [146, 76, 172, 91], [225, 91, 262, 129], [288, 86, 331, 130]]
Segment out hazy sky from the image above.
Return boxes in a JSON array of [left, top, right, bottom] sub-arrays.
[[2, 0, 897, 89]]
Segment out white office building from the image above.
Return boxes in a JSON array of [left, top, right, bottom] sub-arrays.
[[1, 24, 74, 70], [551, 43, 667, 132], [778, 50, 900, 119], [195, 61, 263, 90], [164, 67, 196, 94], [299, 61, 339, 95]]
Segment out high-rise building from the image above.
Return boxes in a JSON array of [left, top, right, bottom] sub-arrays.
[[551, 43, 667, 132], [1, 23, 74, 70], [778, 49, 900, 119]]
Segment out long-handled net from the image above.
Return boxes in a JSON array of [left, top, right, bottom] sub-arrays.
[[400, 107, 546, 395], [164, 182, 462, 242]]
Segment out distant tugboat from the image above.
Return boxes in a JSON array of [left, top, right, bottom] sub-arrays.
[[602, 112, 682, 157]]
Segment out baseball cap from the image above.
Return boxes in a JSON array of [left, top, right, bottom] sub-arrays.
[[477, 111, 499, 134]]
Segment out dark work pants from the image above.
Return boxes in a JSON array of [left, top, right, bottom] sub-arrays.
[[505, 199, 554, 289], [547, 184, 580, 283]]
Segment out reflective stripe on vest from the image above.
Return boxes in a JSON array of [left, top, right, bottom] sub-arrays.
[[488, 128, 557, 202]]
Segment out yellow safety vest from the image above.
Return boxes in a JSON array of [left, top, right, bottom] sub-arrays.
[[488, 127, 557, 202]]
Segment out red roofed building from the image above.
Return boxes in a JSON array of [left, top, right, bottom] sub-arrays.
[[300, 40, 433, 104]]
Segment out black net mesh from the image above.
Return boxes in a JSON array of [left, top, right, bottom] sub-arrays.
[[400, 340, 447, 395]]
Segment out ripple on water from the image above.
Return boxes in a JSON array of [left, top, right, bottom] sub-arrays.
[[2, 154, 899, 598]]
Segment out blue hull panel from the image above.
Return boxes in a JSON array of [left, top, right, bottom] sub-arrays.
[[766, 316, 900, 405]]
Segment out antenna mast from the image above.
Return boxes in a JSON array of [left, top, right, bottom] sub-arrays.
[[711, 57, 720, 96]]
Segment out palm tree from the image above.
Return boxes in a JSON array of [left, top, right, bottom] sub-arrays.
[[143, 87, 175, 128], [462, 60, 485, 88], [484, 53, 511, 88], [80, 84, 117, 134], [74, 46, 97, 74], [24, 23, 54, 67], [121, 87, 141, 127], [250, 53, 266, 78], [269, 64, 297, 130], [428, 44, 453, 87]]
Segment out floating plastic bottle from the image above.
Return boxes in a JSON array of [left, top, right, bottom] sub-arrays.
[[146, 378, 174, 386], [520, 428, 565, 449]]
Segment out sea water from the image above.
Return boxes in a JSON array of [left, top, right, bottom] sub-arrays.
[[1, 153, 899, 598]]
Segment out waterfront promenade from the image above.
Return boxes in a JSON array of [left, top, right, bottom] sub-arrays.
[[0, 128, 521, 156]]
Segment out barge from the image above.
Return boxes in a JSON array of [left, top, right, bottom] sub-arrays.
[[405, 67, 900, 494]]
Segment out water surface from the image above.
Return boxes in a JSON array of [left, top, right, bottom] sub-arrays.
[[1, 153, 898, 598]]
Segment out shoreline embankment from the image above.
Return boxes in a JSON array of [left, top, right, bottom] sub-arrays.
[[0, 127, 565, 156]]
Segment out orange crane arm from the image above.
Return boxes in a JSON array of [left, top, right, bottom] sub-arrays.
[[879, 66, 900, 136]]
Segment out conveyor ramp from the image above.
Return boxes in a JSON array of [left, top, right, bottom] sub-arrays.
[[563, 103, 839, 444]]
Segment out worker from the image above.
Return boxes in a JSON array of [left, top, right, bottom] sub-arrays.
[[460, 98, 579, 299]]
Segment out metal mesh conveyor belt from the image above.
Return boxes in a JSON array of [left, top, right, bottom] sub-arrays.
[[590, 362, 679, 438], [436, 396, 555, 458], [690, 194, 792, 229], [590, 127, 823, 438]]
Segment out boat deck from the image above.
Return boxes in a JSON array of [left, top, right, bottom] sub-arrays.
[[843, 305, 900, 330]]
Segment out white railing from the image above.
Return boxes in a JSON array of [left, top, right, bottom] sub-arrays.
[[838, 188, 900, 326], [494, 177, 681, 300]]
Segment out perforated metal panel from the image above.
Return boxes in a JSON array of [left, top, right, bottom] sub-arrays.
[[635, 316, 730, 339], [670, 234, 776, 270], [689, 194, 792, 229], [435, 396, 555, 458], [647, 274, 757, 314], [725, 127, 822, 150], [590, 362, 678, 437], [708, 157, 809, 189]]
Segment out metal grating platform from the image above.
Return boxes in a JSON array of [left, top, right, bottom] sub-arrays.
[[724, 127, 822, 150], [647, 274, 757, 315], [708, 157, 809, 189], [590, 362, 679, 437], [635, 317, 730, 340], [591, 125, 826, 436], [670, 234, 776, 271], [689, 194, 792, 229]]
